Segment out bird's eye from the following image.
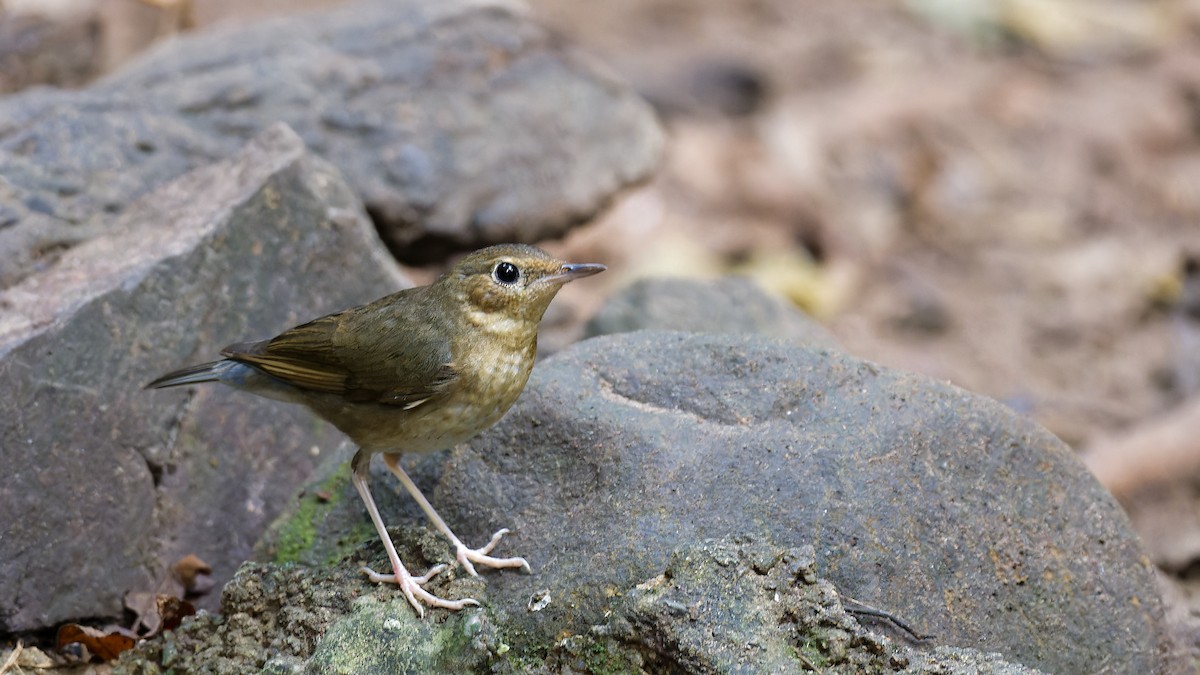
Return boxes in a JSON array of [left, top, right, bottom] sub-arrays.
[[493, 261, 520, 285]]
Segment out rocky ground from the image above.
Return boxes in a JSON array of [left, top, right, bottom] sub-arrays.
[[2, 0, 1200, 672]]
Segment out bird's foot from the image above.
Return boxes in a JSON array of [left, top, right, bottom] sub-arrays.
[[361, 563, 479, 617], [456, 528, 532, 577]]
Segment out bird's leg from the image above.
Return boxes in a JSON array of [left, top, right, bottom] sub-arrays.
[[383, 453, 531, 577], [350, 449, 479, 616]]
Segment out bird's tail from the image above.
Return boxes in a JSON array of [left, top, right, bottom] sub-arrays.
[[145, 361, 226, 389]]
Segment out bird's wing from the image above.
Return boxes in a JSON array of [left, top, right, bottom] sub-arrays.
[[222, 293, 458, 407]]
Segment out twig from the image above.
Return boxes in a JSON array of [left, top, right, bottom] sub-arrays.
[[795, 649, 824, 673], [1082, 396, 1200, 498], [840, 595, 934, 642], [0, 640, 23, 675]]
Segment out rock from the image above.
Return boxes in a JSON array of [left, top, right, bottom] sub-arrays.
[[0, 91, 233, 288], [113, 534, 502, 674], [0, 10, 103, 94], [0, 124, 407, 632], [639, 59, 771, 120], [112, 533, 1046, 667], [235, 329, 1167, 673], [114, 563, 359, 675], [432, 331, 1167, 674], [614, 537, 1043, 674], [0, 0, 662, 285], [584, 275, 837, 348], [115, 534, 1042, 674], [99, 0, 663, 263]]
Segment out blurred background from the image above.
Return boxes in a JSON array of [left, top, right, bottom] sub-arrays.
[[5, 0, 1200, 660]]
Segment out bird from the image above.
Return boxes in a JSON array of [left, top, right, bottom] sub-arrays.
[[147, 243, 606, 616]]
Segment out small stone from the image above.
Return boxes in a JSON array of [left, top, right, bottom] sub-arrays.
[[585, 275, 837, 349]]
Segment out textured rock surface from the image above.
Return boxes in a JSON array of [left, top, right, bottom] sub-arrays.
[[114, 535, 1043, 674], [113, 535, 500, 674], [0, 0, 662, 286], [0, 90, 232, 288], [434, 331, 1167, 674], [99, 0, 663, 263], [613, 537, 1043, 674], [584, 275, 837, 347], [235, 330, 1167, 673], [0, 11, 103, 94], [0, 124, 406, 632]]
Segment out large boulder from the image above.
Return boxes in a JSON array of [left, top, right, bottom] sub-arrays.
[[0, 0, 663, 287], [224, 329, 1168, 673], [0, 124, 406, 632], [433, 330, 1168, 673]]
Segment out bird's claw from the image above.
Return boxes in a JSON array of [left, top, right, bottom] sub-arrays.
[[360, 564, 478, 617], [412, 563, 448, 584], [361, 562, 447, 585], [456, 528, 532, 577]]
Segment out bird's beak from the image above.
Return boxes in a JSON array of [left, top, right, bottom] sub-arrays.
[[542, 262, 607, 286]]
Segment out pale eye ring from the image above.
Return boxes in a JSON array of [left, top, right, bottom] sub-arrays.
[[493, 261, 520, 285]]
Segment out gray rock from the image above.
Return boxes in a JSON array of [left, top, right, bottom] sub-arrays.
[[0, 91, 235, 288], [585, 275, 837, 348], [0, 124, 406, 632], [0, 11, 103, 94], [114, 534, 1042, 674], [431, 330, 1167, 674], [115, 562, 359, 675], [113, 534, 501, 674], [233, 329, 1167, 673], [99, 0, 663, 263], [614, 537, 1043, 674], [0, 0, 662, 286]]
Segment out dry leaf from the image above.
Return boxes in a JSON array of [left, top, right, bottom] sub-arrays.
[[55, 623, 135, 662], [171, 553, 211, 589], [157, 595, 196, 632], [125, 590, 161, 635]]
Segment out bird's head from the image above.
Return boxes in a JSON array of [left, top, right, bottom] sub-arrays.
[[443, 244, 606, 331]]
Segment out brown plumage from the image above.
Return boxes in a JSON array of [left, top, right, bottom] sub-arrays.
[[148, 243, 605, 616]]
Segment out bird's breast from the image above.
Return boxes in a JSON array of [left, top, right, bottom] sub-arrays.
[[445, 339, 537, 429], [360, 339, 535, 453]]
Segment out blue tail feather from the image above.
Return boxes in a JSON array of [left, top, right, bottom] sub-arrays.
[[145, 361, 226, 389], [146, 360, 300, 404]]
